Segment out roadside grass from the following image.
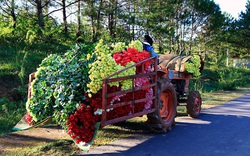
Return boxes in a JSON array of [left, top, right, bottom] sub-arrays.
[[0, 48, 47, 85], [203, 90, 245, 106], [201, 86, 250, 108], [0, 46, 20, 77], [0, 98, 26, 136], [0, 43, 69, 86]]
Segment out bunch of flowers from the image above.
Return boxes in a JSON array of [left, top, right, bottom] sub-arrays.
[[134, 75, 153, 110], [66, 103, 100, 144], [145, 88, 153, 110], [112, 42, 127, 53], [87, 53, 121, 94], [113, 48, 151, 67], [185, 55, 201, 77]]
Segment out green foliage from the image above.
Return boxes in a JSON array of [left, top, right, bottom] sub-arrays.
[[18, 52, 29, 86], [227, 1, 250, 52], [0, 19, 14, 37], [27, 44, 95, 125], [0, 47, 19, 77], [25, 30, 36, 44], [14, 14, 39, 43], [185, 55, 201, 77], [0, 98, 26, 136], [215, 67, 250, 90], [190, 67, 250, 92], [0, 0, 243, 60]]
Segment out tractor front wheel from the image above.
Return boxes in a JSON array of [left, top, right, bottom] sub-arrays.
[[186, 91, 202, 118], [147, 84, 177, 132]]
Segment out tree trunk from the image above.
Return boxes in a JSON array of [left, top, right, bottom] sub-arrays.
[[108, 0, 117, 38], [62, 0, 68, 34], [189, 6, 194, 54], [11, 0, 17, 29], [76, 0, 81, 41], [95, 0, 102, 42], [36, 0, 44, 28]]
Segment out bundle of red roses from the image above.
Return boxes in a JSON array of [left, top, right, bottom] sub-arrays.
[[113, 47, 152, 70], [66, 104, 100, 144]]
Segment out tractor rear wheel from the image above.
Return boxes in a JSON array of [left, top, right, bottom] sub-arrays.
[[147, 84, 177, 132], [186, 91, 202, 118]]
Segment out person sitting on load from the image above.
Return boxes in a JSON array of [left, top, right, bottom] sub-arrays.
[[142, 35, 159, 58]]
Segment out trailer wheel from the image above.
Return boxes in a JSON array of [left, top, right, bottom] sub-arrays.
[[186, 91, 202, 118], [147, 84, 177, 132]]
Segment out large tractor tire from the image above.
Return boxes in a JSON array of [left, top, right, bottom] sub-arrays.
[[147, 84, 177, 132], [186, 91, 202, 118]]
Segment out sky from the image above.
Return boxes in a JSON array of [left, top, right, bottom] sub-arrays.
[[213, 0, 248, 18]]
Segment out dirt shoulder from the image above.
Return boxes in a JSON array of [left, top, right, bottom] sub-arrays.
[[0, 126, 72, 155]]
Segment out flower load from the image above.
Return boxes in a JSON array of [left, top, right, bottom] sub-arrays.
[[22, 39, 154, 150], [185, 55, 202, 77], [159, 54, 202, 77]]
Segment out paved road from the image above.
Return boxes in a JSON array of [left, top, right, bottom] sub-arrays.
[[80, 94, 250, 156]]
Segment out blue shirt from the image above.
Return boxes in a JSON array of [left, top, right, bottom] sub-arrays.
[[143, 42, 158, 58]]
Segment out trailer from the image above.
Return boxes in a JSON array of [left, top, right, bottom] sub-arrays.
[[99, 55, 202, 132]]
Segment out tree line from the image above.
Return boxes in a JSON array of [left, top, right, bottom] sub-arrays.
[[0, 0, 249, 59]]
